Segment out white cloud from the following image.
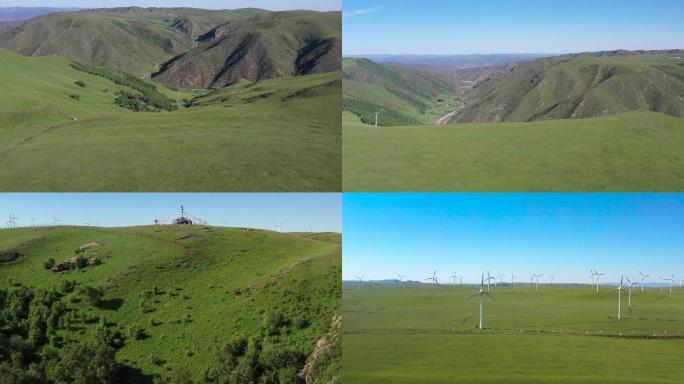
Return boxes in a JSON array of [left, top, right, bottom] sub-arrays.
[[343, 6, 381, 18]]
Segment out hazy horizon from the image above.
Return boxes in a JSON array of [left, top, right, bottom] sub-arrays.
[[344, 0, 684, 55], [0, 0, 340, 11], [343, 194, 684, 285]]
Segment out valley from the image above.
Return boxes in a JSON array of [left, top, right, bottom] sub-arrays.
[[0, 7, 341, 192], [342, 50, 684, 191]]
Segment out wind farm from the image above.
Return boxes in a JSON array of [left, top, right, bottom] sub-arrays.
[[343, 271, 684, 383], [342, 193, 684, 383]]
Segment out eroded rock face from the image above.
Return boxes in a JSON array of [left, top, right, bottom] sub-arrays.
[[299, 314, 341, 384]]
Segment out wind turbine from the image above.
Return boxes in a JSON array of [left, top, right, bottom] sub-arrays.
[[30, 215, 37, 227], [594, 270, 605, 293], [498, 273, 505, 287], [6, 214, 18, 228], [355, 276, 364, 291], [662, 275, 675, 293], [397, 274, 406, 285], [590, 270, 597, 290], [549, 274, 556, 286], [529, 275, 534, 287], [617, 275, 624, 320], [52, 217, 62, 226], [511, 274, 516, 286], [532, 274, 543, 291], [458, 275, 464, 286], [477, 274, 494, 329], [485, 271, 495, 292], [374, 109, 384, 127], [425, 271, 439, 292], [639, 272, 649, 292], [450, 273, 459, 287], [625, 276, 636, 308]]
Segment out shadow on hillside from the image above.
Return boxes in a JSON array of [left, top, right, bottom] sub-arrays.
[[98, 298, 124, 310], [117, 365, 152, 384]]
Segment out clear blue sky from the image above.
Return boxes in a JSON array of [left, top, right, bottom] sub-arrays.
[[344, 0, 684, 55], [0, 193, 341, 232], [343, 193, 684, 284], [0, 1, 340, 11]]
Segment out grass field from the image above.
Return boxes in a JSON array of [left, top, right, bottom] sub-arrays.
[[0, 50, 341, 191], [342, 111, 684, 191], [343, 284, 684, 383], [0, 225, 341, 381]]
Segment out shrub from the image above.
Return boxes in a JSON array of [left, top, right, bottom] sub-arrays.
[[61, 280, 76, 293], [75, 256, 87, 269], [129, 326, 147, 340], [44, 258, 55, 270], [79, 285, 103, 306], [74, 80, 86, 87], [69, 94, 80, 101]]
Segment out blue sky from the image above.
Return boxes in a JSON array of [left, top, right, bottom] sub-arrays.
[[0, 1, 340, 11], [0, 193, 341, 232], [343, 194, 684, 284], [343, 0, 684, 55]]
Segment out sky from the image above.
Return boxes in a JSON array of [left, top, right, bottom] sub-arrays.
[[343, 0, 684, 55], [0, 1, 340, 11], [0, 193, 341, 232], [343, 193, 684, 285]]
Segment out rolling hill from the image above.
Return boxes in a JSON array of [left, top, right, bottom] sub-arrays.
[[343, 111, 684, 192], [0, 49, 341, 192], [0, 225, 341, 382], [342, 58, 462, 125], [153, 11, 341, 89], [450, 50, 684, 123]]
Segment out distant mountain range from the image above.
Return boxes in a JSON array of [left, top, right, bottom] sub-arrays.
[[354, 53, 552, 70], [0, 7, 81, 31], [343, 49, 684, 125], [0, 7, 341, 85]]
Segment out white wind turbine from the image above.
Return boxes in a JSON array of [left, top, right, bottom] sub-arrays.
[[497, 273, 505, 287], [458, 275, 464, 286], [397, 274, 406, 285], [450, 273, 459, 287], [6, 214, 18, 228], [52, 217, 62, 226], [594, 270, 605, 293], [639, 272, 649, 292], [549, 274, 556, 286], [662, 275, 675, 293], [511, 274, 517, 286], [617, 275, 624, 320], [589, 270, 597, 290], [485, 271, 495, 292], [355, 276, 364, 291], [30, 215, 37, 227], [425, 271, 439, 292], [529, 275, 534, 288], [625, 276, 636, 308], [532, 274, 543, 291]]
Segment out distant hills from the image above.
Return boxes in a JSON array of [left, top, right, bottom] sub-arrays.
[[358, 53, 552, 70], [343, 50, 684, 125], [0, 6, 80, 31], [154, 10, 341, 88], [0, 7, 341, 83]]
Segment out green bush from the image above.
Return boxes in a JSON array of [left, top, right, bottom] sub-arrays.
[[74, 80, 86, 87], [43, 258, 55, 270]]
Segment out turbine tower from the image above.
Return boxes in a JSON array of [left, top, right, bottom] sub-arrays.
[[549, 274, 555, 286], [617, 275, 624, 320], [450, 273, 458, 287], [485, 271, 495, 292], [497, 273, 505, 287], [625, 276, 636, 307], [397, 274, 406, 286], [511, 274, 516, 286], [639, 272, 649, 292], [6, 214, 18, 228]]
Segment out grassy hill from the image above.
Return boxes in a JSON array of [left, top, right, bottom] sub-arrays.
[[452, 50, 684, 123], [343, 285, 684, 383], [0, 225, 341, 382], [342, 111, 684, 192], [342, 58, 462, 125], [0, 49, 341, 192], [153, 11, 341, 89], [0, 7, 279, 76]]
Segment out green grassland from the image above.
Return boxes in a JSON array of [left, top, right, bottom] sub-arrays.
[[0, 50, 341, 191], [343, 284, 684, 383], [454, 53, 684, 123], [342, 111, 684, 191], [342, 58, 462, 125], [0, 225, 341, 382]]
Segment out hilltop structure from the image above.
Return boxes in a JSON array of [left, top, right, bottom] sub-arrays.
[[155, 205, 207, 226]]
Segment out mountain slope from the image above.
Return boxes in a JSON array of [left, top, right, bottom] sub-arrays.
[[342, 58, 462, 125], [451, 50, 684, 123], [0, 49, 341, 192], [153, 11, 341, 89], [0, 225, 341, 382], [0, 7, 267, 75]]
